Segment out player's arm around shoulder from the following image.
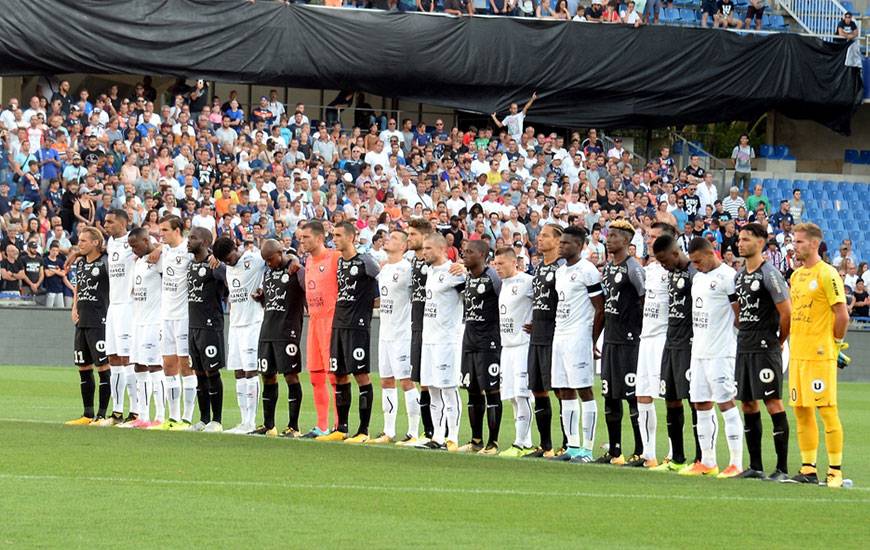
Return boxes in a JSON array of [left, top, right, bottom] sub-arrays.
[[360, 253, 380, 279]]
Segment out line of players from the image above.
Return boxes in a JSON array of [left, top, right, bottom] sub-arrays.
[[64, 211, 844, 484]]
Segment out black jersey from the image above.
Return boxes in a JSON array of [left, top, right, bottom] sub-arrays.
[[260, 262, 306, 342], [462, 266, 502, 352], [75, 253, 109, 328], [602, 256, 645, 345], [333, 253, 380, 330], [735, 261, 789, 351], [666, 263, 697, 350], [410, 254, 428, 332], [530, 259, 564, 345], [188, 260, 227, 331]]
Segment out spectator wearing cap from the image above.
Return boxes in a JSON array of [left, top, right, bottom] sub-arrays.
[[606, 137, 626, 159], [20, 238, 44, 297]]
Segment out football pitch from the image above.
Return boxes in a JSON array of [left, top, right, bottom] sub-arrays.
[[1, 365, 869, 548]]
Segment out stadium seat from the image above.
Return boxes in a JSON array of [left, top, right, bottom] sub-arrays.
[[768, 15, 788, 31], [791, 179, 806, 191], [678, 8, 697, 25], [860, 150, 870, 164], [774, 145, 794, 160], [759, 144, 773, 158]]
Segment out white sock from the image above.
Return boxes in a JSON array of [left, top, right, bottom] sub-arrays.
[[181, 375, 198, 423], [638, 401, 657, 460], [561, 399, 580, 448], [124, 366, 138, 416], [444, 387, 461, 444], [382, 387, 398, 438], [429, 387, 445, 444], [165, 375, 181, 421], [696, 408, 718, 468], [150, 371, 166, 423], [235, 378, 247, 426], [110, 366, 124, 414], [722, 406, 744, 470], [135, 371, 151, 419], [404, 387, 420, 439], [246, 377, 260, 427], [581, 398, 598, 451], [518, 396, 534, 448]]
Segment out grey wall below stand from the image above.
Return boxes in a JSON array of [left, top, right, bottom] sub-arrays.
[[1, 307, 869, 383]]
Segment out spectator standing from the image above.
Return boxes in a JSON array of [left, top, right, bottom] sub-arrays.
[[744, 0, 764, 30], [789, 189, 805, 224], [1, 244, 25, 292], [491, 92, 537, 142], [836, 12, 858, 40], [730, 134, 754, 194], [852, 280, 869, 318], [43, 241, 66, 307]]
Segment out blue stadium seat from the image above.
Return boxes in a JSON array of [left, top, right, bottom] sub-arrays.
[[860, 151, 870, 164], [759, 144, 773, 158], [768, 14, 788, 31], [776, 178, 791, 190], [661, 8, 680, 24], [750, 177, 760, 189], [845, 150, 861, 164], [762, 178, 775, 190], [791, 179, 806, 192], [678, 8, 697, 25], [774, 145, 794, 160], [841, 1, 854, 12]]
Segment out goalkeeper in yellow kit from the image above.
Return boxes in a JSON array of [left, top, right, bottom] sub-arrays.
[[786, 223, 850, 488]]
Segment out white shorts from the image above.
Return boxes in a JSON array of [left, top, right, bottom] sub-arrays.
[[160, 318, 189, 357], [227, 323, 260, 372], [420, 342, 460, 388], [551, 335, 594, 389], [689, 356, 737, 404], [500, 344, 530, 400], [378, 339, 412, 380], [131, 324, 162, 366], [105, 303, 134, 357], [637, 334, 666, 398]]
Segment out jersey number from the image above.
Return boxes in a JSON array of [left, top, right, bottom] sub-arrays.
[[601, 379, 609, 395], [258, 358, 268, 373], [330, 358, 338, 372], [74, 350, 84, 364]]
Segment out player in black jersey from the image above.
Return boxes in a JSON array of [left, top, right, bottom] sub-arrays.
[[652, 233, 700, 472], [186, 227, 227, 432], [597, 219, 646, 466], [457, 240, 503, 454], [735, 223, 792, 480], [406, 218, 436, 443], [65, 227, 111, 426], [252, 239, 306, 438], [316, 222, 381, 444], [524, 223, 565, 458]]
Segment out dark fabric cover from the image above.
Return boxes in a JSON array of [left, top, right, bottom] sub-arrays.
[[0, 1, 861, 133]]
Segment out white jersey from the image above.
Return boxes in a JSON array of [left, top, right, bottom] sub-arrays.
[[226, 249, 266, 327], [159, 241, 191, 320], [691, 262, 737, 359], [499, 272, 534, 348], [554, 258, 602, 337], [106, 233, 136, 305], [378, 258, 413, 343], [422, 261, 465, 345], [640, 261, 669, 338], [132, 256, 161, 326]]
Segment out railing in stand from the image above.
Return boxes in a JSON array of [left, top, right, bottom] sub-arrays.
[[778, 0, 860, 41], [671, 131, 731, 195]]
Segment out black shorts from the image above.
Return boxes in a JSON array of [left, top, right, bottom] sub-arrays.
[[74, 326, 107, 367], [746, 5, 764, 20], [258, 340, 302, 375], [601, 343, 639, 399], [189, 328, 225, 372], [660, 347, 691, 401], [736, 351, 782, 402], [329, 328, 370, 376], [702, 0, 716, 16], [527, 343, 552, 393], [411, 330, 423, 383], [461, 349, 501, 391]]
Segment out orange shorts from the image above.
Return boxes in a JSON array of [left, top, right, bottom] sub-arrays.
[[306, 314, 334, 373]]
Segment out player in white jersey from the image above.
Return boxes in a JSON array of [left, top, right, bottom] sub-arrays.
[[551, 226, 604, 462], [680, 237, 745, 478], [101, 209, 140, 425], [635, 222, 675, 467], [420, 233, 466, 451], [493, 246, 535, 457], [124, 228, 166, 429], [369, 230, 421, 445], [147, 215, 196, 430], [213, 237, 267, 435]]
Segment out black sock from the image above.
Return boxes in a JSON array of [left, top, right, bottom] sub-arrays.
[[628, 397, 641, 456], [534, 396, 552, 451], [666, 406, 686, 464], [691, 406, 701, 463], [79, 370, 95, 418], [604, 398, 623, 458], [208, 371, 223, 424], [263, 382, 279, 430], [97, 370, 111, 418], [485, 391, 502, 445], [771, 411, 789, 473], [336, 383, 352, 433], [287, 382, 302, 430], [557, 398, 568, 450], [420, 390, 433, 438], [467, 391, 485, 443], [744, 411, 763, 471], [196, 373, 211, 424], [357, 383, 373, 435]]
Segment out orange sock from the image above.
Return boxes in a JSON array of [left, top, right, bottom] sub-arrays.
[[311, 370, 330, 432]]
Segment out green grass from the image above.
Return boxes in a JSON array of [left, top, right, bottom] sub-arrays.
[[1, 365, 869, 548]]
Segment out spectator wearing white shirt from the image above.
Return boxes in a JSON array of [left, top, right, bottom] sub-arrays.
[[364, 140, 390, 172], [490, 91, 537, 141], [378, 118, 403, 147], [696, 173, 718, 213], [606, 136, 626, 159]]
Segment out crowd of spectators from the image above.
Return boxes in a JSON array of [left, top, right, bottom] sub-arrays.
[[0, 78, 866, 319]]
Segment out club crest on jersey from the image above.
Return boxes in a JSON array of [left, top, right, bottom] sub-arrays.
[[809, 280, 818, 290], [232, 279, 241, 288], [476, 283, 486, 294], [759, 368, 775, 383], [381, 286, 388, 296], [500, 304, 507, 314], [546, 272, 554, 281], [695, 297, 703, 308], [244, 260, 251, 270], [750, 280, 760, 291], [166, 266, 175, 276], [392, 272, 399, 282], [710, 280, 717, 290], [96, 340, 106, 353], [350, 265, 359, 276], [135, 275, 142, 284], [175, 256, 182, 264], [614, 272, 623, 283], [205, 345, 217, 358], [281, 273, 290, 283], [421, 265, 428, 274], [426, 289, 433, 299], [285, 344, 298, 356], [511, 285, 518, 295], [307, 280, 316, 289], [677, 277, 685, 289], [570, 272, 577, 281], [112, 252, 119, 261], [625, 373, 636, 386], [353, 347, 366, 361], [91, 267, 100, 276], [438, 274, 445, 282], [198, 267, 207, 277], [811, 379, 825, 393], [488, 363, 500, 376]]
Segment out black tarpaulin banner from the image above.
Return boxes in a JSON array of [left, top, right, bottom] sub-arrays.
[[0, 0, 861, 134]]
